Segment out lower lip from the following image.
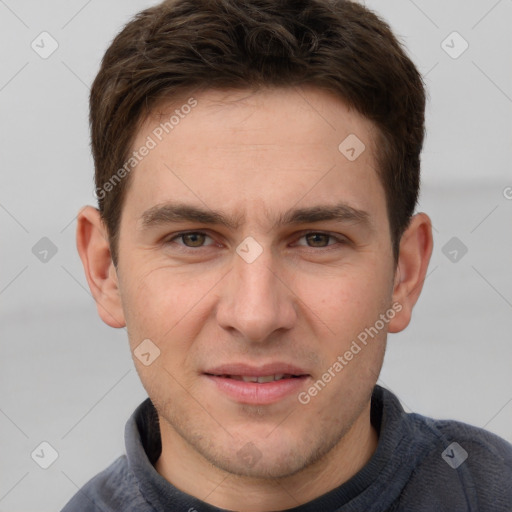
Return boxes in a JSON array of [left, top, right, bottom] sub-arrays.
[[205, 375, 309, 405]]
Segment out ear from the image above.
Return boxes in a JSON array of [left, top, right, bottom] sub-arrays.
[[388, 212, 433, 333], [76, 206, 126, 328]]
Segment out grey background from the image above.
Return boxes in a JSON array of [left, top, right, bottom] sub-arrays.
[[1, 0, 511, 510]]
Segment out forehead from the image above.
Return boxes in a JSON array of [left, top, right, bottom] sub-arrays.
[[124, 87, 387, 227]]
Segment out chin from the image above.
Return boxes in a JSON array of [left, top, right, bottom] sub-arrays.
[[213, 449, 310, 480], [196, 430, 329, 480]]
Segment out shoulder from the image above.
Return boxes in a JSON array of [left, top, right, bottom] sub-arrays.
[[433, 415, 512, 455], [400, 412, 512, 511], [60, 455, 152, 512], [418, 413, 512, 472]]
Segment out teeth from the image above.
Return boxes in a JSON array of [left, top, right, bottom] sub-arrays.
[[235, 374, 288, 383], [217, 373, 302, 382], [257, 375, 276, 383], [241, 376, 259, 382]]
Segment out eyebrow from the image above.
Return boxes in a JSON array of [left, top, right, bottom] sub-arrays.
[[140, 201, 372, 232]]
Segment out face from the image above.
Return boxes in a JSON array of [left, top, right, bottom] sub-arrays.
[[115, 87, 397, 478]]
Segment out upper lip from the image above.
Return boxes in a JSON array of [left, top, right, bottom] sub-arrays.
[[204, 362, 310, 377]]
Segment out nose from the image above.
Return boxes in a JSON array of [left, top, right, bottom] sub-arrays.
[[215, 244, 297, 344]]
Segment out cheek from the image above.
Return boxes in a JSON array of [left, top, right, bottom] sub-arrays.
[[119, 265, 214, 357], [120, 269, 205, 398], [299, 265, 390, 332]]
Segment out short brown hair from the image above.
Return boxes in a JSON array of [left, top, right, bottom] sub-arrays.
[[90, 0, 426, 266]]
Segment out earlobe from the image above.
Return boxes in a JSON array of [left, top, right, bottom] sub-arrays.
[[388, 213, 433, 333], [76, 206, 126, 328]]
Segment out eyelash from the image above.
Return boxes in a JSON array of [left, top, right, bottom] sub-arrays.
[[164, 230, 348, 252]]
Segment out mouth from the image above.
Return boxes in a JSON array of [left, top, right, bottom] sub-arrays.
[[203, 364, 310, 404], [208, 373, 304, 383]]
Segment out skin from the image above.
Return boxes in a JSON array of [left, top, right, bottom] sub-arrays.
[[77, 86, 433, 511]]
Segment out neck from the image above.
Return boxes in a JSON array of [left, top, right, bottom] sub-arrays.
[[154, 401, 378, 511]]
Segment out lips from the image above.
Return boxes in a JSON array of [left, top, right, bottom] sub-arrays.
[[204, 362, 309, 379], [203, 363, 310, 404], [221, 374, 301, 383]]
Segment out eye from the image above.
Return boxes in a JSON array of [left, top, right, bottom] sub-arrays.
[[164, 230, 347, 251], [294, 231, 346, 249], [167, 231, 215, 248]]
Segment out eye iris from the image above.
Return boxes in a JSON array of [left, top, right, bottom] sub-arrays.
[[307, 233, 329, 247], [183, 233, 205, 247], [177, 233, 334, 249]]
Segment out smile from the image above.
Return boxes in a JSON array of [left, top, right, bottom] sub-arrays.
[[203, 365, 310, 404], [212, 373, 303, 383]]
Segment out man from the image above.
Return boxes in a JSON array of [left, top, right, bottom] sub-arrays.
[[63, 0, 512, 510]]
